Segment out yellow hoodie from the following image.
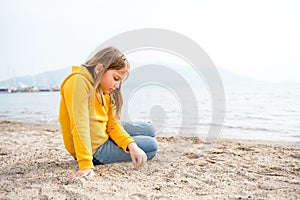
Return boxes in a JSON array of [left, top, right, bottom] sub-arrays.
[[58, 66, 134, 170]]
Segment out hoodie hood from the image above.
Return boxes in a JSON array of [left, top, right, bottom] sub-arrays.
[[60, 66, 94, 91]]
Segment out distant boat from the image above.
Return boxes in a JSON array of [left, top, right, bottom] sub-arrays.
[[50, 87, 60, 92], [38, 86, 51, 92], [38, 85, 60, 92], [8, 87, 18, 93], [0, 87, 8, 92]]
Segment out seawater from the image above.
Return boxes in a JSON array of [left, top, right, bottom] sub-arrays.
[[0, 85, 299, 142], [0, 92, 60, 123]]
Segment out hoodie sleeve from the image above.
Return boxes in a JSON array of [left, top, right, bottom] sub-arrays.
[[62, 74, 94, 169], [106, 100, 135, 152]]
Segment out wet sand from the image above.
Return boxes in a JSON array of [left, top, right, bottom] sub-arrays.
[[0, 120, 299, 199]]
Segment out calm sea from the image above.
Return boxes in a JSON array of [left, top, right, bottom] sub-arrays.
[[0, 85, 299, 143]]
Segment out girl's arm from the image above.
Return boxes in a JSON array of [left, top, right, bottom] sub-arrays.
[[105, 96, 146, 168], [105, 99, 135, 151], [62, 75, 94, 170]]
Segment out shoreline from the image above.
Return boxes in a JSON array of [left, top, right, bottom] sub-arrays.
[[1, 120, 299, 146], [0, 120, 299, 199]]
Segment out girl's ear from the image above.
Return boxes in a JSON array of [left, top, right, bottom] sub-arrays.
[[95, 64, 103, 75]]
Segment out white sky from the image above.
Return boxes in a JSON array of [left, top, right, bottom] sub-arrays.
[[0, 0, 299, 83]]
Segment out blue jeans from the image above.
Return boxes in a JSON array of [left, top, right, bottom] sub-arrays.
[[93, 121, 158, 165]]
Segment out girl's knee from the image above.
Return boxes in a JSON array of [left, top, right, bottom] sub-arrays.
[[145, 137, 158, 160], [142, 122, 156, 137], [146, 151, 157, 160], [122, 121, 156, 137], [134, 136, 158, 153], [147, 137, 159, 152]]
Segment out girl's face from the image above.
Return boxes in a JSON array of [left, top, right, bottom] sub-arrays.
[[100, 67, 128, 94]]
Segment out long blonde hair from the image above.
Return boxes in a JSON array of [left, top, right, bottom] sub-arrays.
[[83, 46, 129, 119]]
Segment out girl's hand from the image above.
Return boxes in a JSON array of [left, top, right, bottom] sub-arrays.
[[128, 142, 147, 169], [69, 168, 94, 178]]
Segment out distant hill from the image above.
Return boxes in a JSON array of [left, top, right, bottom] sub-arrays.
[[217, 67, 265, 86], [0, 68, 71, 87], [0, 64, 298, 88]]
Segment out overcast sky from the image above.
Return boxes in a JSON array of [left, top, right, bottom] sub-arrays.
[[0, 0, 299, 83]]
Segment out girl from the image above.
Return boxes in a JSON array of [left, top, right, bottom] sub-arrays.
[[59, 46, 158, 178]]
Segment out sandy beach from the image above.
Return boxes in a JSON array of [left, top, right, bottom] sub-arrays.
[[0, 120, 299, 199]]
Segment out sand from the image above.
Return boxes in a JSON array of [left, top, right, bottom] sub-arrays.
[[0, 120, 299, 199]]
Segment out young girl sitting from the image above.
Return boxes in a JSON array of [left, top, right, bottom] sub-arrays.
[[58, 46, 158, 178]]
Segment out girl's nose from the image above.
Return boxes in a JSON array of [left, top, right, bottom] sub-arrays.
[[115, 82, 120, 89]]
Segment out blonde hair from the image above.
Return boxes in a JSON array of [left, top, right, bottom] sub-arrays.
[[83, 46, 129, 119]]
